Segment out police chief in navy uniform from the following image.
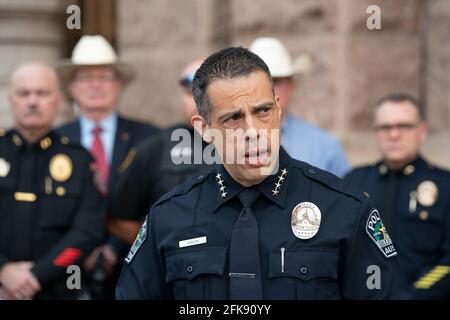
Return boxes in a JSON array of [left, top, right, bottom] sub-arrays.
[[344, 94, 450, 299], [0, 62, 104, 299], [116, 47, 410, 300]]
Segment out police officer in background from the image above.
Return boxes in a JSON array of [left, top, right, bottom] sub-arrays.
[[0, 62, 104, 299], [116, 47, 410, 299], [107, 58, 210, 244], [345, 93, 450, 299]]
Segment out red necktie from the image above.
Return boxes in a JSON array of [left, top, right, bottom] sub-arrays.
[[91, 126, 109, 186]]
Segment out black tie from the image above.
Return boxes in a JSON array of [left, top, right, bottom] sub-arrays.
[[229, 188, 263, 300]]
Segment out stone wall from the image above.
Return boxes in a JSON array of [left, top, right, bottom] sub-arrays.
[[0, 0, 70, 127], [116, 0, 449, 168], [0, 0, 448, 168]]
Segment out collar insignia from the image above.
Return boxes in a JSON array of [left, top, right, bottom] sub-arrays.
[[216, 173, 227, 198], [272, 168, 288, 196]]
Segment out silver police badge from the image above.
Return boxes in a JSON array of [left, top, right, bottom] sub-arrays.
[[291, 202, 321, 240], [0, 158, 10, 177], [417, 180, 438, 207]]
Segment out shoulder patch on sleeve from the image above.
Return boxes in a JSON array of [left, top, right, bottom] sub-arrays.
[[366, 209, 398, 259], [125, 216, 148, 264]]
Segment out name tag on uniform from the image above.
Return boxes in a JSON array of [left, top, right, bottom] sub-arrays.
[[179, 236, 207, 248]]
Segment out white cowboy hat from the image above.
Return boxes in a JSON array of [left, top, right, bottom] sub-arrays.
[[57, 35, 134, 84], [249, 37, 311, 78]]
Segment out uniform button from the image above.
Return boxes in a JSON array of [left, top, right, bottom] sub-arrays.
[[300, 266, 308, 274], [308, 169, 315, 174], [187, 265, 194, 273]]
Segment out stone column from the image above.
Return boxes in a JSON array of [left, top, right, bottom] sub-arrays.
[[116, 0, 231, 126], [340, 0, 423, 166], [0, 0, 67, 128], [422, 0, 450, 167]]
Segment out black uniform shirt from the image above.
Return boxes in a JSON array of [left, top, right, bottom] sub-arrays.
[[116, 148, 410, 299], [0, 129, 105, 298], [345, 156, 450, 298]]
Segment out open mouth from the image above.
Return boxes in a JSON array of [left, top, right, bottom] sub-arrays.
[[244, 149, 270, 167]]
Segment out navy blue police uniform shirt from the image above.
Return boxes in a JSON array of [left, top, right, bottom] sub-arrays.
[[116, 147, 410, 299], [345, 156, 450, 299], [0, 129, 104, 299]]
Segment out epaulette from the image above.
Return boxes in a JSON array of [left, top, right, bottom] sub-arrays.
[[152, 173, 209, 208], [293, 160, 367, 203]]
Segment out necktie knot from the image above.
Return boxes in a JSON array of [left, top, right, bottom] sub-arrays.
[[238, 188, 260, 209], [92, 126, 102, 136]]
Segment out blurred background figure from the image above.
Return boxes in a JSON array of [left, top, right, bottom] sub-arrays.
[[56, 35, 159, 299], [0, 62, 104, 299], [344, 93, 450, 299], [0, 1, 449, 171], [250, 37, 350, 177], [107, 58, 210, 244]]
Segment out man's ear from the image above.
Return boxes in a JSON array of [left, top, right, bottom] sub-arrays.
[[191, 114, 212, 143], [275, 95, 282, 119]]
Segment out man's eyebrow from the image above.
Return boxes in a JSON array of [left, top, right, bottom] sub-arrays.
[[217, 102, 274, 122], [218, 108, 244, 122], [252, 102, 274, 110]]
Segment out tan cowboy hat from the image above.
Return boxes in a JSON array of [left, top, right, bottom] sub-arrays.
[[249, 37, 311, 78], [57, 35, 134, 84]]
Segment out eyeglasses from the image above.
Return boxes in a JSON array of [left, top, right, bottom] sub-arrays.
[[178, 73, 195, 88], [374, 122, 420, 133], [73, 72, 117, 83]]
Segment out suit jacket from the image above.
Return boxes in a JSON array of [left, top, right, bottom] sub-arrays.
[[57, 115, 160, 192]]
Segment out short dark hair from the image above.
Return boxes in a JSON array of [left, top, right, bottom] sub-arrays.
[[375, 93, 425, 120], [192, 47, 273, 122]]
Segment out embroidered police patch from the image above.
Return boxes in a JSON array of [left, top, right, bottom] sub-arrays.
[[125, 216, 148, 264], [366, 209, 397, 259]]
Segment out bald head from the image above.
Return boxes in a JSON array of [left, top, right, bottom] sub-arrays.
[[10, 62, 60, 90], [9, 62, 63, 142]]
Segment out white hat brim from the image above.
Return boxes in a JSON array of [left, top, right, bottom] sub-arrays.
[[56, 59, 135, 85]]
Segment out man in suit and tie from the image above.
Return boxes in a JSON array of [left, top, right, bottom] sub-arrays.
[[56, 35, 159, 299]]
